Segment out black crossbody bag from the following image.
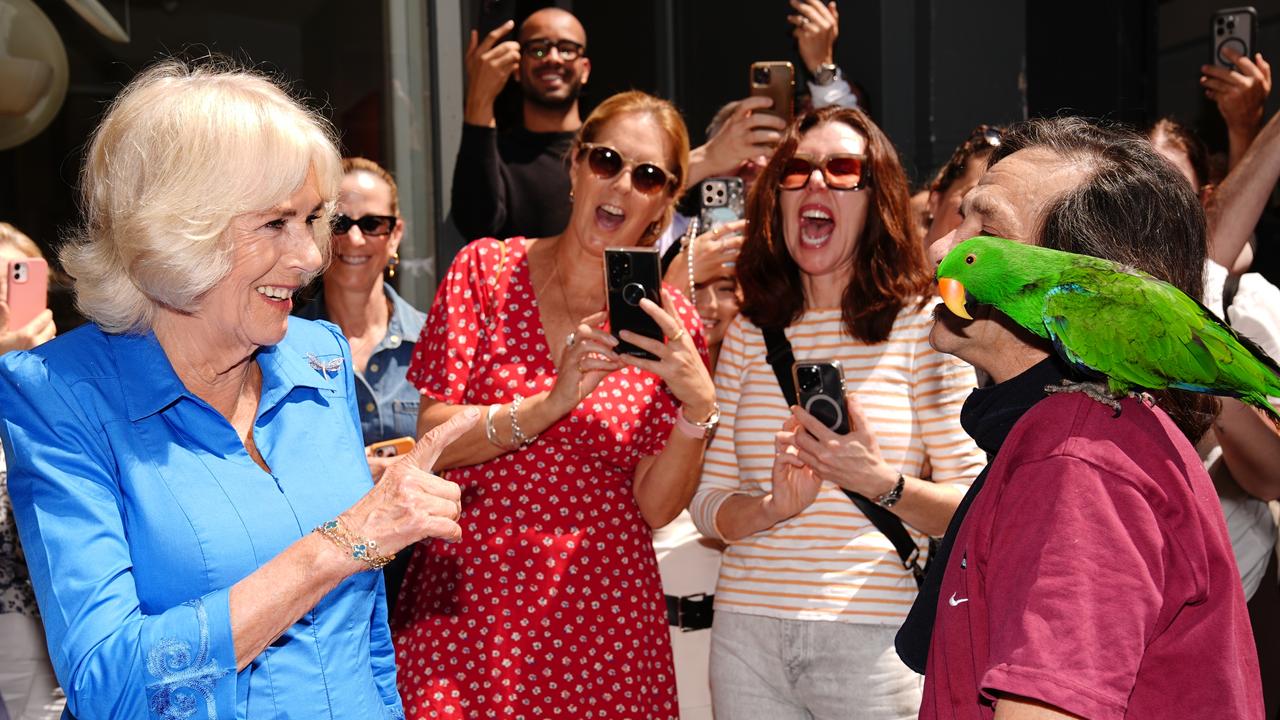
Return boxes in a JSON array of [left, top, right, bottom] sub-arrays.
[[762, 327, 931, 588]]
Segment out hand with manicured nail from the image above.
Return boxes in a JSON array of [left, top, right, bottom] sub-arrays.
[[340, 408, 480, 551]]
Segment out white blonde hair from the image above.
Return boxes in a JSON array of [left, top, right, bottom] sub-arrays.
[[61, 58, 342, 333]]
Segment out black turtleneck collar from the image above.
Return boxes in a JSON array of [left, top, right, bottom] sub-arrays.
[[894, 354, 1072, 674]]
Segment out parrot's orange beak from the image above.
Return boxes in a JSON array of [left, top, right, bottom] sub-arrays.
[[938, 277, 972, 320]]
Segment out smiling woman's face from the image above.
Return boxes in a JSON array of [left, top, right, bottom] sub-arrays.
[[198, 173, 326, 352], [694, 275, 739, 348], [326, 170, 401, 293]]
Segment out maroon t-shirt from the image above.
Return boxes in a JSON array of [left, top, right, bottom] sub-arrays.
[[920, 393, 1263, 720]]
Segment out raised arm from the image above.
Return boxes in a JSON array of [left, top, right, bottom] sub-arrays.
[[451, 22, 521, 240], [1205, 108, 1280, 269], [1201, 48, 1272, 169], [686, 97, 785, 190]]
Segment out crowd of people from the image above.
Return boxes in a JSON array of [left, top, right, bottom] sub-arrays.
[[0, 3, 1277, 720]]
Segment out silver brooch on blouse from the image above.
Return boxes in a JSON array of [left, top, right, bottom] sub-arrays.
[[306, 353, 345, 379]]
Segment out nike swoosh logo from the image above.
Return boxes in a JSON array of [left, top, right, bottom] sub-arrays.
[[948, 592, 969, 607]]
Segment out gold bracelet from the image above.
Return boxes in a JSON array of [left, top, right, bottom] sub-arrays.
[[315, 517, 394, 570]]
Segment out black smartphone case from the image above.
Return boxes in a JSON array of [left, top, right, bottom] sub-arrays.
[[793, 361, 850, 434], [605, 247, 664, 360]]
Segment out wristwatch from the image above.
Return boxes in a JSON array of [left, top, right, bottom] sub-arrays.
[[874, 473, 905, 508], [676, 404, 721, 440], [813, 62, 842, 86]]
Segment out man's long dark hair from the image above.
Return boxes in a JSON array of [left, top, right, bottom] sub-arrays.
[[989, 116, 1219, 442]]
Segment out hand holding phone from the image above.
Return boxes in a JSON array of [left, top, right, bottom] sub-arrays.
[[0, 258, 54, 353], [463, 18, 520, 127], [793, 361, 849, 434], [605, 247, 664, 360], [750, 61, 795, 125]]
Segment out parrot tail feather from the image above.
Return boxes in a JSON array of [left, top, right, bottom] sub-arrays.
[[1242, 393, 1280, 426]]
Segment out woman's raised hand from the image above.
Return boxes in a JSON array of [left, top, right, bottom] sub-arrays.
[[617, 290, 717, 420], [340, 409, 480, 555], [548, 310, 623, 411], [692, 219, 746, 284]]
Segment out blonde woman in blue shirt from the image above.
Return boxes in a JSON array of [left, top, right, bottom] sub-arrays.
[[0, 60, 475, 720]]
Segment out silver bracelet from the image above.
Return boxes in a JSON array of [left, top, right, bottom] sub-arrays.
[[483, 403, 504, 448], [509, 394, 535, 448], [875, 473, 906, 508], [685, 217, 699, 301]]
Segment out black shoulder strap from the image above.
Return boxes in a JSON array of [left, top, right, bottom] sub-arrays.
[[762, 327, 798, 406], [1222, 272, 1242, 321], [761, 326, 927, 587]]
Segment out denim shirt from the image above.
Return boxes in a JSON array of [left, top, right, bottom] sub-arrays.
[[296, 284, 427, 444], [0, 319, 403, 720]]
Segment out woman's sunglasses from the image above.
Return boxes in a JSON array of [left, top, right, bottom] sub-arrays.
[[331, 214, 397, 237], [579, 143, 674, 196], [779, 153, 869, 191]]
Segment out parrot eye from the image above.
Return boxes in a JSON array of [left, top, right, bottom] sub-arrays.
[[964, 254, 976, 265]]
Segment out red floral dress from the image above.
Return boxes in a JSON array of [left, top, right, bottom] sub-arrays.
[[394, 237, 704, 719]]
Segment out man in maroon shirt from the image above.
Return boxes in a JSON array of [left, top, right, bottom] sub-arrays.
[[916, 117, 1265, 719]]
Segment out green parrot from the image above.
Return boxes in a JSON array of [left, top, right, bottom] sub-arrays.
[[935, 235, 1280, 421]]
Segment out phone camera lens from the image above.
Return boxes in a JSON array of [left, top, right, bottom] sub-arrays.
[[797, 366, 819, 392], [622, 282, 647, 306], [608, 255, 631, 287], [753, 66, 771, 85], [1218, 28, 1226, 35]]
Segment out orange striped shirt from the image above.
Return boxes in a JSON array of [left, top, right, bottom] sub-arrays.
[[689, 305, 985, 625]]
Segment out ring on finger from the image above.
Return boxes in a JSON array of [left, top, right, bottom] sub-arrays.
[[669, 328, 686, 344], [565, 331, 577, 348]]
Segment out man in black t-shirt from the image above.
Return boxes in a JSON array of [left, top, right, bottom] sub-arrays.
[[451, 8, 588, 242]]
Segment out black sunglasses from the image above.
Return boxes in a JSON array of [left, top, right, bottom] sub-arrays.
[[779, 153, 869, 191], [579, 143, 674, 195], [332, 214, 397, 237], [521, 39, 585, 61]]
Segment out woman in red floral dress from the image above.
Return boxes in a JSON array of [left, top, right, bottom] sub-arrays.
[[393, 91, 719, 719]]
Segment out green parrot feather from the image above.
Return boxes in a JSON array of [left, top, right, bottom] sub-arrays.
[[935, 235, 1280, 420]]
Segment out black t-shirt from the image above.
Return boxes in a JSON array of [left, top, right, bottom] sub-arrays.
[[451, 123, 576, 242]]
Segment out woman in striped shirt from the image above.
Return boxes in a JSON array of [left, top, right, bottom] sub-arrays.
[[690, 106, 985, 719]]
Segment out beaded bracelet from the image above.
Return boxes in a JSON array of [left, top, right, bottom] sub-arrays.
[[684, 217, 700, 302], [315, 517, 394, 570], [509, 394, 535, 448]]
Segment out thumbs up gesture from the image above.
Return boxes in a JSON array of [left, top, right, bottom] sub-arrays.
[[339, 408, 481, 553]]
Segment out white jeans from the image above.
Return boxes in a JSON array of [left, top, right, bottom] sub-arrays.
[[0, 614, 65, 720], [709, 611, 922, 720]]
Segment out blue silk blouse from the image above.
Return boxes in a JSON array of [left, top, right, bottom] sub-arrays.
[[0, 318, 403, 720]]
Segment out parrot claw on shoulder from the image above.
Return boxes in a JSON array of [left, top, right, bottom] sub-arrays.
[[1044, 379, 1125, 417]]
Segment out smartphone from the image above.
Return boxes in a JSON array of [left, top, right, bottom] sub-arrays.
[[698, 177, 746, 233], [604, 247, 663, 360], [750, 61, 795, 124], [477, 0, 516, 37], [367, 436, 415, 458], [793, 360, 849, 435], [1212, 6, 1258, 69], [5, 258, 48, 329]]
